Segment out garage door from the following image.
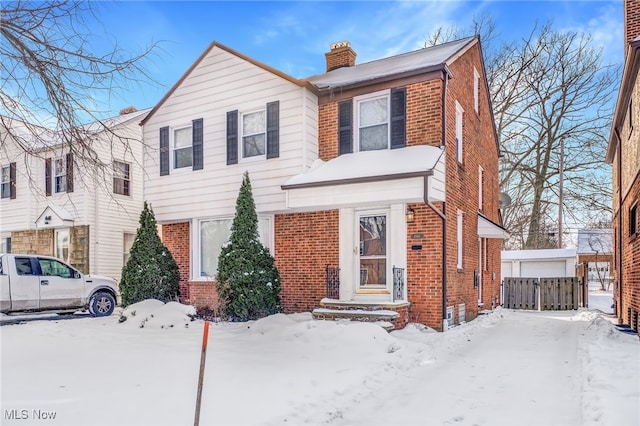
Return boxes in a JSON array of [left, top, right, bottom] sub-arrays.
[[520, 261, 567, 278]]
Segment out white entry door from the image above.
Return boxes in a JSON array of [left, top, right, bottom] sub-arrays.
[[478, 238, 483, 305], [358, 213, 389, 291]]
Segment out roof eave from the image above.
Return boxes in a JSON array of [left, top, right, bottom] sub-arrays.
[[281, 170, 434, 190], [309, 63, 449, 93], [606, 39, 640, 163], [140, 41, 316, 126]]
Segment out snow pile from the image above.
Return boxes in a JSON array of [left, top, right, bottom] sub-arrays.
[[118, 299, 196, 329], [580, 313, 640, 425]]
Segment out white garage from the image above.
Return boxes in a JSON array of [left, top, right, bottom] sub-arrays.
[[501, 249, 577, 279]]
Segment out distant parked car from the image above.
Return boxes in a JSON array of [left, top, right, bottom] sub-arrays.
[[0, 254, 119, 317]]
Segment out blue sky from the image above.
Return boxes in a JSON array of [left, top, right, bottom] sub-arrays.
[[87, 0, 623, 117]]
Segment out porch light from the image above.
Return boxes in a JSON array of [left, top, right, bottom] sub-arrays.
[[406, 207, 415, 223]]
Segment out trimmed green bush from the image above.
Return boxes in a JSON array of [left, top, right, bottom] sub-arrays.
[[216, 172, 281, 320], [119, 202, 180, 306]]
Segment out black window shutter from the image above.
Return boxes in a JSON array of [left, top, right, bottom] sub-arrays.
[[192, 118, 203, 170], [45, 158, 52, 196], [66, 153, 74, 193], [390, 87, 406, 149], [159, 126, 169, 176], [9, 162, 16, 199], [338, 100, 353, 155], [226, 110, 238, 165], [266, 101, 280, 159]]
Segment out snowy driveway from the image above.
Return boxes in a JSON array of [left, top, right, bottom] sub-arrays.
[[1, 305, 638, 426], [331, 311, 583, 426]]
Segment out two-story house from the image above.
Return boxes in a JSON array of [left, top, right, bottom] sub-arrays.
[[0, 108, 149, 280], [606, 0, 640, 333], [142, 37, 505, 331]]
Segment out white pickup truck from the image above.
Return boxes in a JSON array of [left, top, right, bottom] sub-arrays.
[[0, 253, 119, 317]]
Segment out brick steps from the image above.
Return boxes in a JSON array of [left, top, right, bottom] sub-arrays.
[[312, 300, 411, 331], [312, 308, 396, 331]]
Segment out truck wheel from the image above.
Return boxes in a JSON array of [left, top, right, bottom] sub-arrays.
[[89, 292, 115, 317]]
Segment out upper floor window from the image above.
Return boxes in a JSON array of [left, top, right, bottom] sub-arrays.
[[226, 102, 279, 165], [478, 165, 484, 211], [45, 154, 73, 196], [630, 202, 638, 237], [1, 164, 14, 199], [357, 92, 390, 151], [159, 119, 203, 176], [242, 109, 266, 158], [473, 67, 480, 113], [113, 161, 130, 196], [54, 157, 67, 193], [173, 126, 193, 169], [455, 101, 464, 163]]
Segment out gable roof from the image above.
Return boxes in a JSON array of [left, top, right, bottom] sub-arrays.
[[577, 228, 613, 254], [305, 36, 477, 90], [606, 36, 640, 163], [140, 41, 317, 126]]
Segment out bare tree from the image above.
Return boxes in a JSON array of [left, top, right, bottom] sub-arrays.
[[427, 19, 618, 249], [1, 1, 160, 189]]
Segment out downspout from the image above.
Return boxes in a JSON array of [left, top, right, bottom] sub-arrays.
[[424, 176, 447, 331], [615, 127, 623, 322], [433, 69, 450, 331]]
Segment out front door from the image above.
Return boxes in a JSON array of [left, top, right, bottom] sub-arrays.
[[358, 213, 388, 292]]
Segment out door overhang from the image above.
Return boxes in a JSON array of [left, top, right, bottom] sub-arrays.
[[478, 213, 509, 239], [282, 145, 445, 210]]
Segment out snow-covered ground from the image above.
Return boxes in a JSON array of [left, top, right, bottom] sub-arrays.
[[1, 295, 637, 426]]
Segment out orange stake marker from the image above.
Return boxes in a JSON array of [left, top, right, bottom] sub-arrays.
[[194, 320, 210, 426]]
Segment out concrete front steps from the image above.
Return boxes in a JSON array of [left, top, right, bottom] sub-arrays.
[[312, 299, 410, 331]]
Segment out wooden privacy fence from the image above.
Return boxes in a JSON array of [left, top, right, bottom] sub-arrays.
[[503, 277, 583, 310]]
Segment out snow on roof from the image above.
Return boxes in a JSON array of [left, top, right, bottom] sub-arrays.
[[283, 145, 444, 187], [306, 37, 476, 89], [501, 248, 577, 261], [577, 229, 613, 254], [2, 108, 151, 150]]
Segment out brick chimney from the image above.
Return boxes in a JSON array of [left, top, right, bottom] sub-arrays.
[[325, 41, 356, 72], [625, 0, 640, 48]]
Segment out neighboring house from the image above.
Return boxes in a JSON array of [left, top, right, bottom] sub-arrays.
[[501, 249, 577, 279], [576, 229, 613, 287], [142, 37, 505, 331], [606, 0, 640, 332], [0, 108, 149, 281]]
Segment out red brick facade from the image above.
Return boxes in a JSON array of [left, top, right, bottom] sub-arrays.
[[275, 210, 339, 313], [613, 176, 640, 329]]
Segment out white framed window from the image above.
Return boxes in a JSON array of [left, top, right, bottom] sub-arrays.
[[1, 166, 10, 199], [478, 165, 484, 211], [473, 67, 480, 113], [455, 101, 464, 163], [113, 161, 130, 196], [173, 126, 193, 169], [457, 210, 464, 269], [123, 232, 135, 265], [0, 236, 11, 253], [356, 90, 390, 152], [242, 109, 266, 158], [55, 228, 70, 263], [195, 216, 272, 278], [54, 157, 66, 193]]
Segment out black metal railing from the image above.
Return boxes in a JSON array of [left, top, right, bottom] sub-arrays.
[[326, 265, 340, 299], [393, 266, 405, 302]]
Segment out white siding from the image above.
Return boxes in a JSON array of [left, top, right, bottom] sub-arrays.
[[143, 47, 319, 223], [0, 113, 146, 281]]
